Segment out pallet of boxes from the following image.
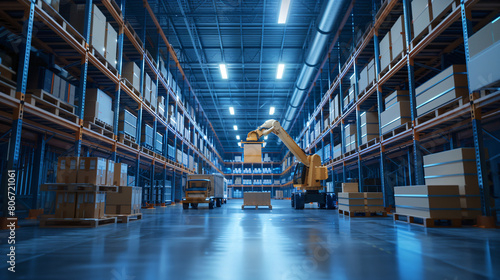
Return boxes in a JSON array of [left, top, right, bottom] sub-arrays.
[[40, 157, 118, 228], [338, 183, 386, 217], [394, 148, 492, 227], [41, 157, 142, 227]]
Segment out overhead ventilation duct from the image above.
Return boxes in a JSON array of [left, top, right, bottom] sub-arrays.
[[282, 0, 352, 130]]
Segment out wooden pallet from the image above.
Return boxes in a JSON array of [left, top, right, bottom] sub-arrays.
[[339, 209, 387, 217], [416, 96, 467, 126], [89, 46, 118, 76], [155, 153, 166, 162], [84, 120, 115, 139], [122, 78, 141, 98], [381, 122, 411, 141], [25, 91, 78, 123], [242, 204, 272, 209], [40, 183, 118, 192], [393, 213, 462, 228], [107, 213, 142, 223], [119, 133, 136, 143], [118, 136, 139, 150], [379, 52, 404, 80], [359, 137, 379, 151], [27, 89, 75, 113], [141, 146, 155, 156], [0, 77, 16, 98], [40, 217, 117, 228]]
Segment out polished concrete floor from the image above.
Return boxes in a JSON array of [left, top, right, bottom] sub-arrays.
[[1, 200, 500, 280]]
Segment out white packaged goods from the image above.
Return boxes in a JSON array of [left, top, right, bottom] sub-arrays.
[[360, 111, 379, 144], [411, 0, 431, 38], [84, 88, 113, 127], [105, 23, 117, 68], [380, 101, 411, 134], [390, 15, 406, 60], [91, 4, 106, 57], [379, 31, 392, 71]]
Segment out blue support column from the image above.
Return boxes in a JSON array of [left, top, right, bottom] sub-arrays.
[[354, 57, 363, 192], [460, 0, 492, 217], [374, 26, 392, 206], [1, 1, 35, 217], [112, 0, 126, 161], [75, 0, 93, 157], [402, 0, 425, 185]]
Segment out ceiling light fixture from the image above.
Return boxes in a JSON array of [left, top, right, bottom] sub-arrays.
[[269, 107, 275, 115], [276, 64, 285, 79], [264, 135, 268, 140], [219, 64, 228, 79], [278, 0, 291, 24], [229, 107, 235, 115], [233, 125, 238, 131], [236, 135, 240, 140]]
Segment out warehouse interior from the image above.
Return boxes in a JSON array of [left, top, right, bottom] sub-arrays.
[[0, 0, 500, 278]]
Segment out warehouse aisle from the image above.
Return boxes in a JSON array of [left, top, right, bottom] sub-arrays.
[[1, 200, 499, 280]]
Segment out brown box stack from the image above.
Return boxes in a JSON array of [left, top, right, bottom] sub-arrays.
[[77, 157, 107, 185], [105, 159, 115, 186], [423, 148, 483, 219], [342, 183, 359, 193], [114, 163, 128, 186], [394, 185, 462, 219], [106, 186, 142, 215], [360, 111, 379, 144], [56, 157, 79, 183], [54, 191, 77, 218], [122, 62, 141, 92], [75, 192, 106, 219], [338, 192, 384, 212], [381, 90, 411, 134]]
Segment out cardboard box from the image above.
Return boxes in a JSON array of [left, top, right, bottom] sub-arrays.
[[358, 66, 369, 93], [333, 144, 342, 158], [105, 22, 117, 68], [84, 88, 114, 127], [379, 31, 392, 71], [56, 157, 79, 183], [114, 163, 128, 186], [91, 4, 106, 57], [380, 101, 411, 134], [243, 143, 262, 163], [105, 159, 115, 186], [144, 73, 151, 104], [76, 192, 106, 218], [468, 18, 500, 57], [415, 65, 468, 115], [411, 0, 431, 38], [390, 15, 406, 58], [123, 62, 141, 92], [431, 0, 454, 21], [367, 59, 376, 83], [342, 183, 358, 193], [77, 157, 107, 185], [394, 185, 461, 218], [385, 90, 409, 108], [54, 191, 77, 218], [118, 109, 137, 139], [469, 40, 500, 91], [338, 192, 366, 212], [360, 112, 379, 144], [344, 123, 357, 136], [106, 186, 142, 214]]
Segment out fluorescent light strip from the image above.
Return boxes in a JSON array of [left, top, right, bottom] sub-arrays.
[[269, 106, 275, 115], [219, 64, 228, 79], [278, 0, 291, 24], [276, 64, 285, 79], [229, 107, 235, 115], [233, 125, 238, 131], [236, 135, 240, 140]]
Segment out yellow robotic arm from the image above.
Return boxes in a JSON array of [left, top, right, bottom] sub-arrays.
[[246, 119, 328, 190]]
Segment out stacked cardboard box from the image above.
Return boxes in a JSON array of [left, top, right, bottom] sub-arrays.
[[84, 89, 114, 127], [114, 163, 128, 186], [394, 185, 462, 218], [77, 157, 107, 185], [105, 160, 114, 186], [367, 59, 376, 84], [141, 124, 154, 149], [338, 189, 384, 213], [29, 68, 77, 105], [76, 192, 106, 219], [423, 148, 483, 219], [155, 132, 163, 153], [143, 73, 152, 105], [344, 123, 357, 153], [411, 0, 431, 39], [57, 157, 79, 183], [123, 62, 141, 92], [342, 183, 359, 193], [158, 96, 165, 117], [106, 186, 142, 215], [54, 192, 76, 218], [90, 4, 106, 57], [333, 144, 342, 159], [415, 65, 468, 116], [390, 15, 406, 60], [118, 109, 137, 139], [466, 18, 500, 91], [380, 90, 411, 134], [379, 31, 392, 71], [105, 23, 117, 68], [360, 111, 379, 144], [329, 95, 340, 124], [358, 64, 368, 94]]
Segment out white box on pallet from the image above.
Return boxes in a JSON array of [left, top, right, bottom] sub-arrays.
[[144, 74, 151, 104], [379, 31, 392, 71], [385, 90, 409, 108], [358, 65, 369, 93], [380, 101, 411, 134], [91, 4, 106, 57], [411, 0, 431, 39], [105, 23, 117, 68], [390, 15, 406, 59], [367, 59, 376, 83], [415, 65, 468, 116]]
